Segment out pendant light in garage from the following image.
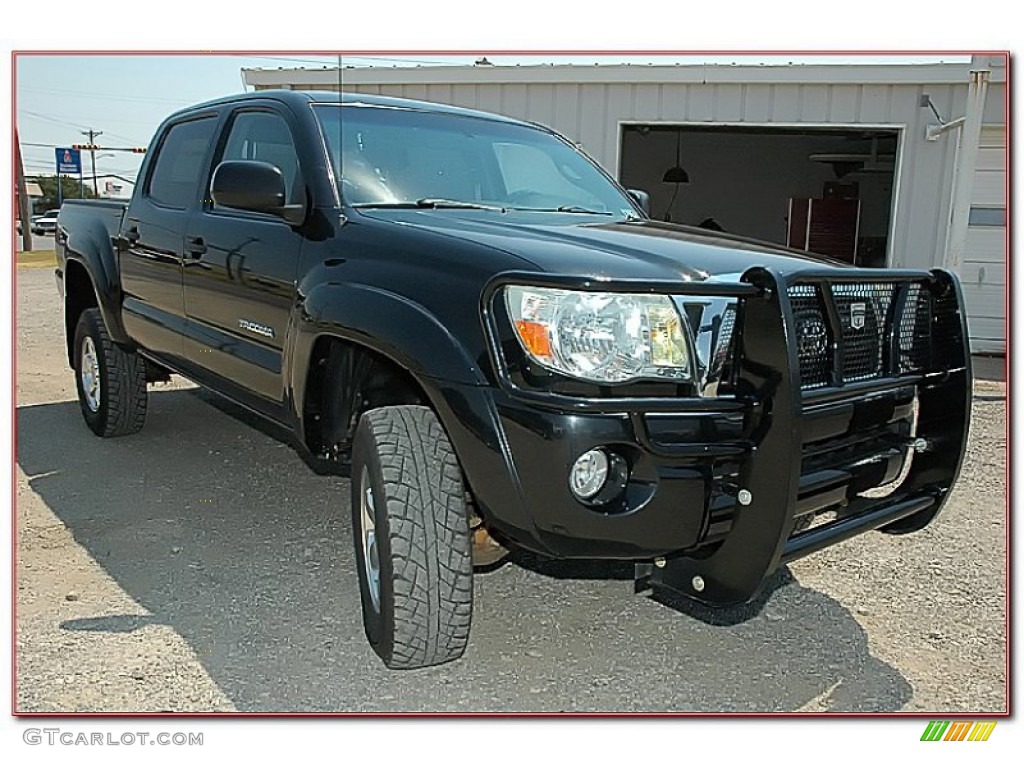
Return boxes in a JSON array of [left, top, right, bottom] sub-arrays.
[[662, 129, 689, 221]]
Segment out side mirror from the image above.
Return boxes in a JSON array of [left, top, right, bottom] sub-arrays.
[[626, 189, 650, 217], [211, 160, 304, 224]]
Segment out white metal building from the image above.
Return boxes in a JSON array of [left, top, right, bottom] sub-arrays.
[[244, 58, 1007, 354]]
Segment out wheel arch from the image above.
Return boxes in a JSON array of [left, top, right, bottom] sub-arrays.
[[61, 218, 130, 365], [299, 333, 432, 459], [63, 259, 100, 366], [290, 282, 487, 455], [290, 282, 533, 543]]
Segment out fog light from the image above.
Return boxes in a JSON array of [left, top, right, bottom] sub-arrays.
[[570, 449, 610, 500]]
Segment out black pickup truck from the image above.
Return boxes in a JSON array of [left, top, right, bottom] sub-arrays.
[[56, 90, 971, 670]]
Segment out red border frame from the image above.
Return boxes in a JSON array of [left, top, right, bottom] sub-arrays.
[[9, 49, 1012, 718]]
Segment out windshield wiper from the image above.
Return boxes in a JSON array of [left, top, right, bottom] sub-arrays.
[[354, 198, 506, 211], [418, 198, 507, 211], [509, 205, 614, 215]]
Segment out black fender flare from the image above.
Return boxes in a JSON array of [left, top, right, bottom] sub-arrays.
[[287, 282, 534, 540], [62, 221, 130, 348], [288, 281, 488, 428]]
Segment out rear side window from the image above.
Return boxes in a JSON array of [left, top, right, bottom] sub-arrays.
[[147, 117, 217, 208]]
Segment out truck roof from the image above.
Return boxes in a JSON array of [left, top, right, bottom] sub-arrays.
[[171, 89, 527, 127]]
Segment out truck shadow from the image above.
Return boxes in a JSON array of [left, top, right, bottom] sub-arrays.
[[511, 549, 795, 623], [17, 389, 912, 713]]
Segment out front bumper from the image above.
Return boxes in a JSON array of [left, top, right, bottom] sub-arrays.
[[438, 266, 971, 607]]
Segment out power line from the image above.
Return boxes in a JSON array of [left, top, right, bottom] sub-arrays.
[[246, 54, 470, 67], [234, 55, 340, 67], [19, 109, 93, 131], [21, 159, 144, 178], [18, 111, 149, 146], [20, 85, 194, 107], [20, 154, 142, 176], [25, 171, 137, 182], [344, 55, 472, 65], [97, 128, 148, 144]]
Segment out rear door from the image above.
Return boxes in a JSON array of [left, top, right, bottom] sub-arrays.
[[120, 114, 218, 363], [181, 105, 307, 414]]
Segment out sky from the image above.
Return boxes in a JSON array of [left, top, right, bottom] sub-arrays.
[[15, 53, 971, 190]]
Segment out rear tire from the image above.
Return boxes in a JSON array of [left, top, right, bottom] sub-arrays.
[[351, 405, 473, 669], [73, 308, 147, 437]]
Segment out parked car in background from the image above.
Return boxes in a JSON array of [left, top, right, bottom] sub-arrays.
[[32, 209, 61, 236]]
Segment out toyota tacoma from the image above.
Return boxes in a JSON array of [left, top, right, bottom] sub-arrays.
[[55, 90, 971, 669]]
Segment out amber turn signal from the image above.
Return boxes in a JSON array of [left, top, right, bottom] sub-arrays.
[[515, 320, 553, 359]]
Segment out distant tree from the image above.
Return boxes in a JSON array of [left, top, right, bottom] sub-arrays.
[[34, 174, 97, 211]]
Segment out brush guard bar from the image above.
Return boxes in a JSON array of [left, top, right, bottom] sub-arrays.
[[642, 266, 971, 607]]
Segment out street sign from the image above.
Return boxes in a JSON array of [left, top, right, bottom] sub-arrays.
[[55, 147, 82, 175]]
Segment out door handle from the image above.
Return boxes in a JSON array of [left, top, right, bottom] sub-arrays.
[[186, 236, 207, 258]]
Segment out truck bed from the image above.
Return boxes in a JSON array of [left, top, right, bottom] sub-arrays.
[[57, 198, 127, 242]]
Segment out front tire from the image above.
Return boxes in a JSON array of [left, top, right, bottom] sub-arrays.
[[73, 308, 147, 437], [351, 405, 473, 669]]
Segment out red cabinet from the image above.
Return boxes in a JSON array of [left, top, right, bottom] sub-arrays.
[[787, 197, 861, 264]]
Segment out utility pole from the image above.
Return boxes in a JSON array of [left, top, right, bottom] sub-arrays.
[[15, 128, 33, 251], [81, 128, 103, 196]]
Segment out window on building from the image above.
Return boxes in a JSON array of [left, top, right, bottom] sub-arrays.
[[968, 207, 1006, 227]]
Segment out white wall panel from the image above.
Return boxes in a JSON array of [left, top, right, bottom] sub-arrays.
[[742, 84, 772, 122], [971, 173, 1006, 206], [770, 85, 801, 121], [269, 64, 1006, 353], [964, 228, 1007, 265], [685, 84, 714, 121], [712, 84, 744, 122], [800, 84, 830, 121]]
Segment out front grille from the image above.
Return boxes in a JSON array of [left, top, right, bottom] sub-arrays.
[[789, 285, 830, 389], [898, 284, 932, 373], [832, 283, 895, 381], [787, 279, 962, 390], [710, 306, 737, 373]]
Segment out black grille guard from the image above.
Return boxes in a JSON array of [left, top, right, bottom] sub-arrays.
[[646, 265, 972, 607]]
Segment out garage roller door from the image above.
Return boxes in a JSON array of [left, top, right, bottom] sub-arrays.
[[960, 125, 1006, 354]]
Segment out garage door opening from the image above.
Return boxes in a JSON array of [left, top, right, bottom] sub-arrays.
[[619, 124, 900, 267]]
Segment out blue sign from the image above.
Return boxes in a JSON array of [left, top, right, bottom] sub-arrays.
[[56, 147, 81, 175]]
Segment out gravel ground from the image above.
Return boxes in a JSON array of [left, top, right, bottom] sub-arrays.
[[15, 266, 1006, 713]]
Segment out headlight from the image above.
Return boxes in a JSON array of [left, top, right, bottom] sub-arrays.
[[504, 285, 691, 383]]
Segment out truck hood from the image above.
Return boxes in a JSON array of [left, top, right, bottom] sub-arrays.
[[356, 209, 849, 282]]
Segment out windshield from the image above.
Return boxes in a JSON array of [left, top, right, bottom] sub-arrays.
[[314, 104, 640, 218]]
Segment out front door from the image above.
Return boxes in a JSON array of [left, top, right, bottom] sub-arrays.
[[182, 107, 306, 415], [120, 115, 218, 363]]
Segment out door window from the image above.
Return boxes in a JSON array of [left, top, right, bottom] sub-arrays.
[[216, 111, 304, 208]]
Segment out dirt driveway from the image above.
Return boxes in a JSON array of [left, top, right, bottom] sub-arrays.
[[15, 265, 1007, 712]]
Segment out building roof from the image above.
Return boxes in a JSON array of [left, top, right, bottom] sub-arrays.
[[243, 58, 1007, 89]]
